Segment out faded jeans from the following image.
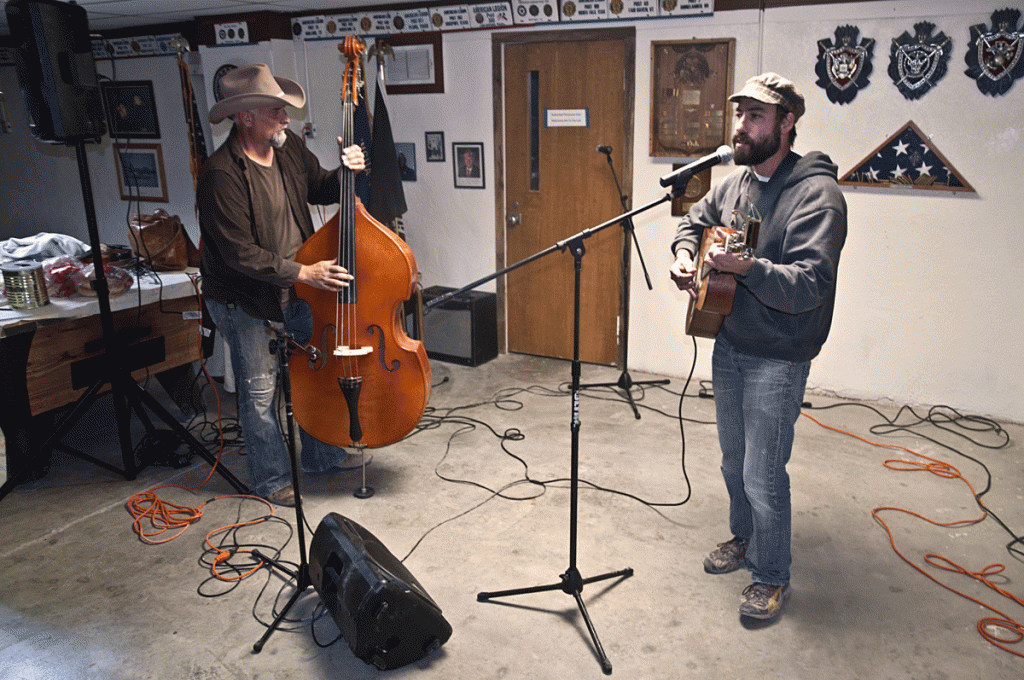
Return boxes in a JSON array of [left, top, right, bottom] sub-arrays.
[[711, 334, 810, 587], [206, 298, 348, 498]]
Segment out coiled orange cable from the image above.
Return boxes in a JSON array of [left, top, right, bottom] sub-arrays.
[[125, 278, 279, 582], [801, 410, 1023, 657]]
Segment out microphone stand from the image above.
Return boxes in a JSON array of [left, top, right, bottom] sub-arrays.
[[252, 327, 315, 653], [580, 149, 668, 419], [426, 181, 691, 675]]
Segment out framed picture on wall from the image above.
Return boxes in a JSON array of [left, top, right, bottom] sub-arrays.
[[381, 33, 444, 95], [425, 131, 445, 162], [101, 80, 161, 139], [395, 142, 416, 181], [650, 38, 735, 157], [114, 143, 168, 202], [453, 142, 484, 189]]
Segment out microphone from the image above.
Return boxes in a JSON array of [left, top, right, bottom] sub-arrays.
[[596, 145, 613, 155], [659, 145, 734, 187]]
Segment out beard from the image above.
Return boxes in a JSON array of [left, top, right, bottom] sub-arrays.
[[270, 129, 287, 148], [732, 121, 781, 166]]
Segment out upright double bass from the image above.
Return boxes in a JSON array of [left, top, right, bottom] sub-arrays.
[[290, 36, 431, 449]]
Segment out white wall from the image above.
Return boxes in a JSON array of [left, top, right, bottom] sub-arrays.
[[1, 1, 1020, 422], [623, 0, 1023, 422], [0, 53, 206, 249]]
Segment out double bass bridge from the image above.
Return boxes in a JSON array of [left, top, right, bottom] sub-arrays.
[[333, 345, 373, 356]]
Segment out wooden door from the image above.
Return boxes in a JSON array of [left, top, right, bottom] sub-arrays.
[[498, 32, 633, 365]]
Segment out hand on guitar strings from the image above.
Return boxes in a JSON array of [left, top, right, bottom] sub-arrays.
[[669, 250, 699, 299], [704, 227, 755, 278]]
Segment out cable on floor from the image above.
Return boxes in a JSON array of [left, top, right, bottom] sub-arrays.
[[801, 408, 1022, 658], [124, 278, 269, 550]]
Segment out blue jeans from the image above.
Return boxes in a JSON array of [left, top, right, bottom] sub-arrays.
[[206, 298, 348, 498], [711, 334, 810, 587]]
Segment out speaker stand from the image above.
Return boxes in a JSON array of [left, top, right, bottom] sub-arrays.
[[252, 328, 314, 653], [580, 149, 668, 419], [4, 140, 248, 502]]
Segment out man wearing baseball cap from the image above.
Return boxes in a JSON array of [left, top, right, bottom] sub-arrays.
[[670, 72, 848, 620], [198, 64, 367, 507]]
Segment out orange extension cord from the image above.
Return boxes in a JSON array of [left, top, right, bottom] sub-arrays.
[[801, 410, 1024, 657], [124, 278, 279, 583]]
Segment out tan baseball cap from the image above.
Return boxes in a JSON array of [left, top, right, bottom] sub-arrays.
[[729, 72, 805, 121]]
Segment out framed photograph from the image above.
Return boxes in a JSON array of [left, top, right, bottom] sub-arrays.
[[101, 80, 160, 139], [381, 33, 444, 95], [650, 38, 735, 157], [425, 131, 445, 162], [453, 142, 484, 189], [114, 143, 168, 203], [395, 142, 416, 181]]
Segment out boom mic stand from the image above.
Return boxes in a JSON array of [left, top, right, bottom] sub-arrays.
[[27, 140, 248, 497], [426, 182, 688, 675], [580, 147, 668, 419], [252, 327, 316, 653]]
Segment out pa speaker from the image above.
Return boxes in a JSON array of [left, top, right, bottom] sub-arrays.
[[5, 0, 106, 142], [309, 513, 452, 670]]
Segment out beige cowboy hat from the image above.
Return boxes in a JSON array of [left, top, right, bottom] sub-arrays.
[[208, 63, 306, 124]]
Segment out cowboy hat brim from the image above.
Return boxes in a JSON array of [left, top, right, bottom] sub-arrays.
[[208, 70, 306, 124]]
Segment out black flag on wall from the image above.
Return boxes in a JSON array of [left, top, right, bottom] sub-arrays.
[[352, 79, 372, 208], [367, 82, 407, 228]]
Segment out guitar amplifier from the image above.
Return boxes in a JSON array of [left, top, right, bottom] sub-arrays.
[[418, 286, 497, 367]]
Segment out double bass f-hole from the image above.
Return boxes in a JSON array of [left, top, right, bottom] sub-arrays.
[[368, 325, 400, 372], [309, 324, 335, 370]]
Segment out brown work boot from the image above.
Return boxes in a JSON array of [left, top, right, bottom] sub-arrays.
[[703, 537, 748, 574], [266, 485, 297, 507], [739, 582, 790, 620]]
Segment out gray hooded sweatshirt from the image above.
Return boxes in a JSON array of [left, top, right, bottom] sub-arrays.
[[671, 150, 847, 362]]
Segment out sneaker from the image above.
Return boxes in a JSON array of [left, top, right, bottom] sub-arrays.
[[739, 582, 790, 620], [266, 485, 297, 507], [704, 537, 748, 574]]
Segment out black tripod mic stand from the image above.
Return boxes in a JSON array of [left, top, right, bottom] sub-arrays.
[[251, 327, 318, 653], [427, 184, 688, 675], [580, 147, 668, 418]]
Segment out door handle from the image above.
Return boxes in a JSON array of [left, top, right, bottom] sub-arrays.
[[507, 212, 521, 227]]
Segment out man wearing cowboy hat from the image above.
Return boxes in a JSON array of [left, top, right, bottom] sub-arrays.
[[669, 72, 848, 621], [198, 63, 368, 507]]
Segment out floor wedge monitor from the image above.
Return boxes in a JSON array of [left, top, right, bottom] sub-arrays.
[[309, 513, 452, 670]]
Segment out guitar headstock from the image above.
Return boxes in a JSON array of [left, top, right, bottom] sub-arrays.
[[728, 206, 761, 258]]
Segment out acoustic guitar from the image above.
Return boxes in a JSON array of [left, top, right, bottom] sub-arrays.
[[684, 221, 759, 338]]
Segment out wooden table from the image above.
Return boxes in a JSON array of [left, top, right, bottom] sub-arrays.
[[0, 269, 205, 484]]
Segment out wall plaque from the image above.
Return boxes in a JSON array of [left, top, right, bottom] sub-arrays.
[[650, 38, 735, 157]]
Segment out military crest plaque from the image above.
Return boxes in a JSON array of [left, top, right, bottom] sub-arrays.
[[888, 22, 951, 100], [965, 8, 1024, 96], [816, 25, 875, 104]]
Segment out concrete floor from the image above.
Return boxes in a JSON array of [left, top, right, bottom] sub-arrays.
[[1, 353, 1022, 679]]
